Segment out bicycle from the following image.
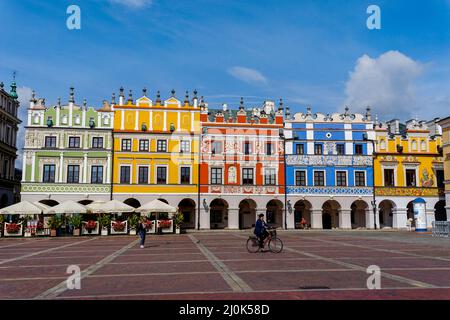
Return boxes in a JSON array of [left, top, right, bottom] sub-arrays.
[[246, 228, 283, 253]]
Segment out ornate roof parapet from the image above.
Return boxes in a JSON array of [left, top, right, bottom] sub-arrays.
[[339, 106, 356, 121], [363, 106, 372, 121]]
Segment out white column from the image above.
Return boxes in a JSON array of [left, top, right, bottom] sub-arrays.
[[106, 153, 111, 184], [21, 152, 27, 182], [27, 110, 32, 126], [339, 209, 352, 229], [426, 209, 435, 229], [82, 109, 86, 127], [366, 208, 375, 229], [31, 153, 36, 182], [149, 111, 153, 131], [69, 104, 73, 126], [56, 107, 60, 127], [163, 111, 167, 131], [393, 208, 407, 229], [286, 202, 296, 229], [135, 110, 139, 131], [120, 110, 125, 130], [40, 113, 44, 126], [200, 207, 210, 230], [227, 208, 239, 230], [311, 209, 323, 229], [83, 153, 88, 183], [59, 153, 64, 183]]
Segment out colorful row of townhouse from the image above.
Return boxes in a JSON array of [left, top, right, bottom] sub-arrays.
[[20, 88, 448, 230]]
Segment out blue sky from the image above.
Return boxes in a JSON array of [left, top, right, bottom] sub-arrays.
[[1, 0, 449, 166]]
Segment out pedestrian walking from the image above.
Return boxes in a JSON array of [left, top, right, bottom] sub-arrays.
[[137, 217, 147, 248]]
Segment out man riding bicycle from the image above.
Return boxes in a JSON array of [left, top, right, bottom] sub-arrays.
[[254, 213, 269, 248]]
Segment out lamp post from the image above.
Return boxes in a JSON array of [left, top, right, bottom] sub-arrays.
[[363, 133, 377, 230]]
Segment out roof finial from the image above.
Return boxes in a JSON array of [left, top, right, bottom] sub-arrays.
[[200, 96, 205, 107], [171, 89, 176, 97], [30, 90, 36, 102], [278, 98, 283, 111], [365, 106, 372, 121], [128, 90, 133, 103], [156, 90, 161, 104], [0, 82, 4, 89], [9, 73, 18, 100], [286, 106, 291, 119], [143, 87, 147, 96], [83, 99, 87, 109], [111, 92, 116, 104], [239, 97, 244, 110], [184, 91, 189, 104], [57, 97, 61, 107], [119, 86, 124, 97], [69, 87, 75, 103]]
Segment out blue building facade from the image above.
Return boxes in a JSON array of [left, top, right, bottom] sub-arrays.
[[285, 107, 375, 230]]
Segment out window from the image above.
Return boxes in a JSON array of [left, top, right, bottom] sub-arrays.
[[139, 139, 149, 152], [42, 165, 55, 183], [68, 137, 80, 148], [406, 169, 417, 187], [211, 141, 222, 155], [296, 144, 305, 155], [336, 171, 347, 187], [336, 144, 345, 155], [242, 168, 254, 185], [180, 140, 190, 153], [266, 142, 273, 155], [264, 168, 276, 185], [67, 165, 80, 183], [180, 167, 190, 184], [157, 140, 167, 152], [92, 137, 103, 149], [244, 141, 252, 155], [138, 167, 149, 184], [157, 167, 167, 184], [91, 166, 103, 184], [121, 139, 132, 151], [295, 171, 306, 186], [211, 168, 222, 185], [314, 144, 323, 155], [355, 144, 363, 155], [314, 171, 325, 186], [355, 171, 366, 187], [411, 140, 417, 151], [120, 166, 131, 184], [45, 136, 57, 148], [384, 169, 395, 187]]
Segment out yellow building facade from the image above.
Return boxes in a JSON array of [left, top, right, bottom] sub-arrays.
[[112, 88, 200, 228], [374, 118, 446, 229], [437, 117, 450, 220]]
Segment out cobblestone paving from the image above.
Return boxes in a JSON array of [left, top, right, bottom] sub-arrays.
[[0, 231, 449, 300]]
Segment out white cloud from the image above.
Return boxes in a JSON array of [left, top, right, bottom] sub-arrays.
[[344, 51, 423, 120], [108, 0, 153, 8], [15, 86, 32, 169], [227, 66, 268, 85]]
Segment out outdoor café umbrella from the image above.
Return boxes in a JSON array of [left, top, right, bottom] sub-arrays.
[[44, 200, 87, 215], [32, 202, 50, 212], [0, 201, 43, 215], [102, 200, 135, 213], [86, 201, 107, 214], [136, 199, 177, 218]]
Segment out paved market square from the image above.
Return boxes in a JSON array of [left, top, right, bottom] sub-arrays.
[[1, 231, 450, 300]]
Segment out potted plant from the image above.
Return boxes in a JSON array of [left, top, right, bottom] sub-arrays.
[[0, 215, 4, 237], [112, 220, 126, 233], [47, 216, 62, 237], [99, 214, 111, 236], [173, 211, 184, 234], [158, 219, 172, 233], [68, 215, 82, 236], [128, 214, 139, 235]]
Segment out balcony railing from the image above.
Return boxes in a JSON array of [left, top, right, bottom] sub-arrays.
[[286, 155, 373, 166], [287, 186, 373, 195], [21, 183, 111, 193], [375, 187, 445, 197]]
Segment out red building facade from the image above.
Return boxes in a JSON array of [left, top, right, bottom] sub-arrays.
[[199, 98, 285, 229]]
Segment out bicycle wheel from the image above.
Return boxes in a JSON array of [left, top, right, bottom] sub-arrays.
[[268, 237, 283, 253], [246, 237, 261, 253]]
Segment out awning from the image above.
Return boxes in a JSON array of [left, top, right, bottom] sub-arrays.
[[0, 201, 44, 215], [44, 200, 87, 215], [137, 199, 177, 217]]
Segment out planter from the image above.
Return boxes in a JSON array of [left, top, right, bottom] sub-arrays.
[[82, 221, 100, 235], [50, 229, 57, 237], [24, 231, 32, 237], [111, 221, 128, 235], [4, 223, 23, 237], [129, 229, 136, 235], [101, 228, 109, 236], [73, 228, 80, 236], [158, 220, 173, 234], [146, 220, 156, 234], [175, 227, 181, 234]]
